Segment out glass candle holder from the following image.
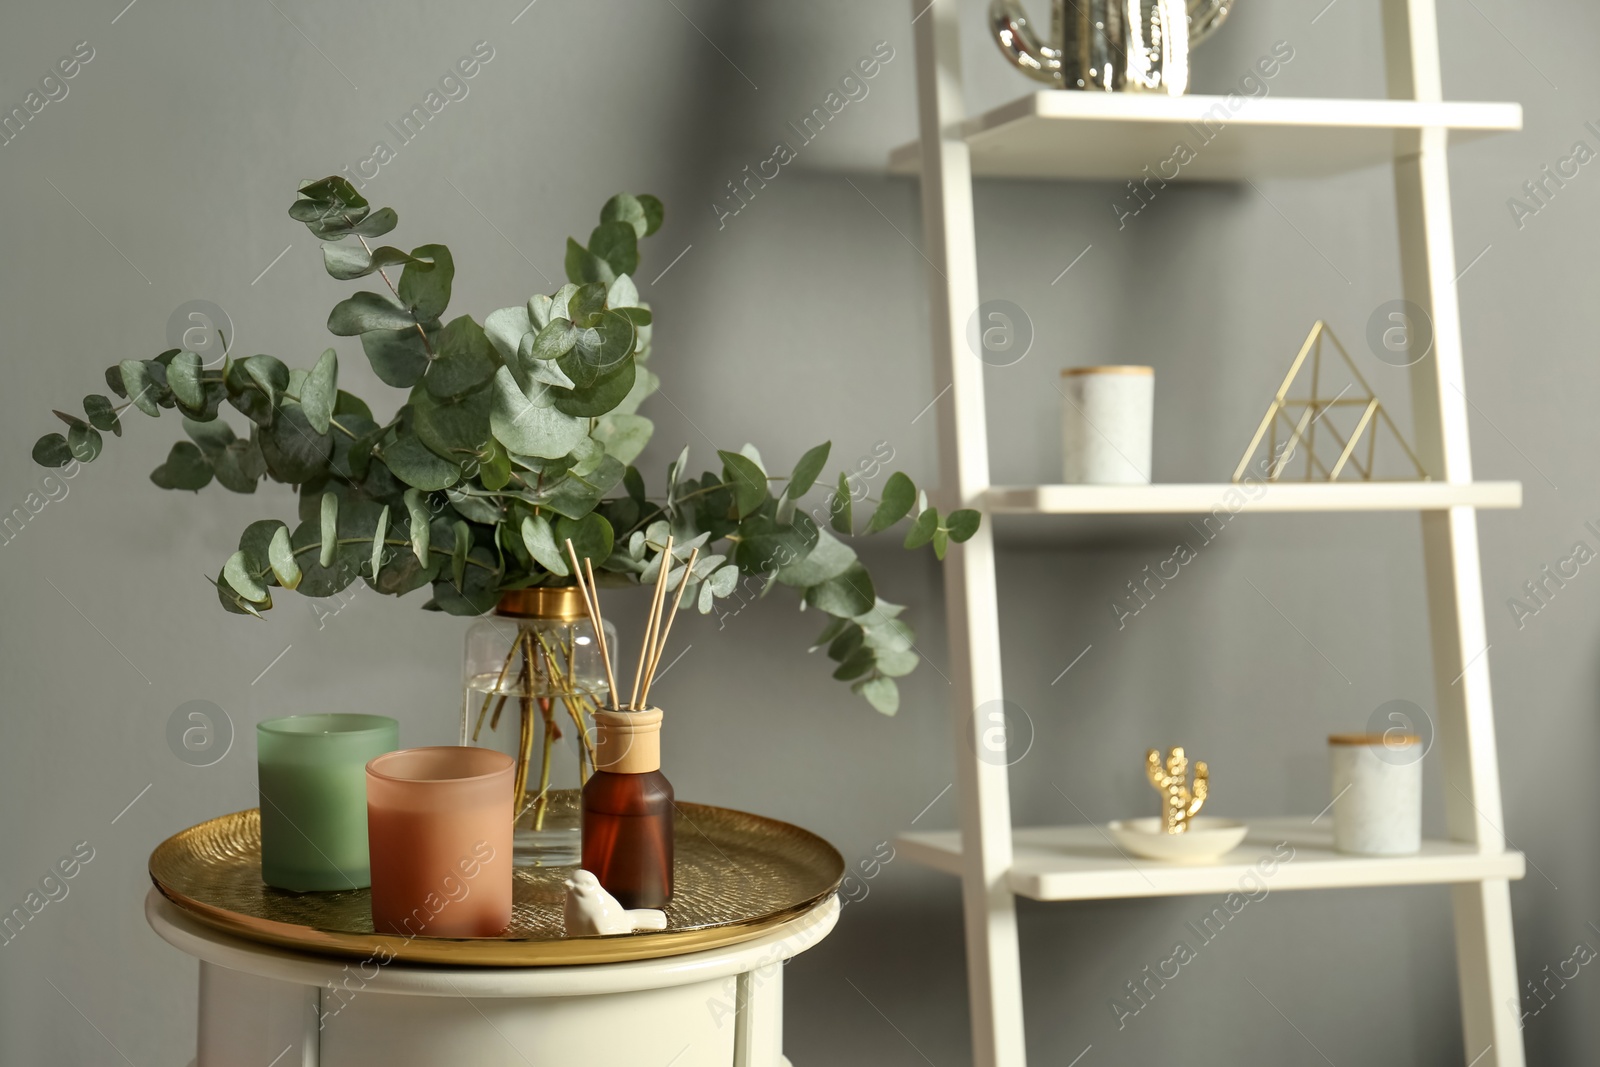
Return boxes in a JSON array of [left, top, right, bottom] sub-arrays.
[[257, 714, 399, 892], [366, 746, 515, 937]]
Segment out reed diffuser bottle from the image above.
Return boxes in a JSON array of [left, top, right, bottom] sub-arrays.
[[582, 708, 673, 909], [563, 532, 697, 912]]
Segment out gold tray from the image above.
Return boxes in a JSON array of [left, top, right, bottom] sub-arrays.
[[150, 804, 842, 966]]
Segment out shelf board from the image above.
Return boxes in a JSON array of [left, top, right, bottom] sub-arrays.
[[986, 481, 1522, 515], [898, 817, 1525, 902], [888, 93, 1522, 181]]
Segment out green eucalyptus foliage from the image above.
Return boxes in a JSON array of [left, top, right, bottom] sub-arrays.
[[32, 179, 980, 714]]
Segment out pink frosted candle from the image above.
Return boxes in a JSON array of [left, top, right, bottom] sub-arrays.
[[366, 747, 514, 938]]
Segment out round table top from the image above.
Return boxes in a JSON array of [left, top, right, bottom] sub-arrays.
[[146, 889, 839, 997]]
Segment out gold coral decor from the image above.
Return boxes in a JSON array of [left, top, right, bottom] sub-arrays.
[[1233, 321, 1428, 483], [1146, 747, 1208, 834]]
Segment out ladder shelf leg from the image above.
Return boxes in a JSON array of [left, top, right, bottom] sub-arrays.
[[1387, 0, 1525, 1061], [911, 1, 1027, 1065]]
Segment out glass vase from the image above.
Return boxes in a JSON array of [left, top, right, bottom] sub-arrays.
[[461, 587, 614, 868]]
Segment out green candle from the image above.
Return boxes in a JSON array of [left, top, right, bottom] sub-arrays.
[[257, 714, 399, 892]]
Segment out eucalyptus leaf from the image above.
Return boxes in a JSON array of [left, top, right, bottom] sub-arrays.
[[484, 305, 532, 363], [383, 426, 462, 491], [560, 311, 636, 388], [168, 352, 205, 409], [552, 356, 634, 418], [322, 243, 418, 281], [587, 222, 638, 278], [548, 284, 579, 322], [600, 194, 649, 239], [403, 488, 431, 563], [528, 293, 555, 331], [733, 506, 819, 572], [184, 417, 235, 459], [213, 569, 263, 617], [83, 394, 122, 439], [243, 355, 290, 415], [776, 529, 856, 587], [866, 472, 916, 534], [31, 434, 73, 467], [120, 360, 160, 417], [301, 349, 338, 434], [829, 473, 852, 534], [540, 456, 626, 520], [361, 323, 434, 388], [856, 676, 899, 715], [520, 514, 569, 576], [224, 549, 269, 603], [269, 525, 301, 589], [450, 519, 470, 589], [370, 505, 390, 579], [638, 194, 665, 236], [528, 318, 580, 361], [426, 316, 497, 399], [67, 423, 102, 462], [718, 450, 768, 519], [564, 238, 615, 286], [150, 442, 212, 491], [213, 437, 266, 493], [446, 487, 502, 524], [806, 561, 876, 617], [946, 508, 981, 542], [488, 367, 588, 459], [411, 381, 492, 461], [707, 564, 739, 597], [556, 513, 613, 568], [787, 441, 831, 499], [352, 208, 399, 238], [398, 244, 454, 322], [594, 413, 653, 465], [903, 507, 938, 549], [319, 493, 339, 567], [478, 439, 512, 491], [567, 282, 608, 328], [606, 273, 640, 309], [334, 391, 373, 421], [328, 291, 416, 335], [259, 402, 333, 483]]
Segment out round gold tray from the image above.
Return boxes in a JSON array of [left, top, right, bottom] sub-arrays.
[[149, 804, 842, 966]]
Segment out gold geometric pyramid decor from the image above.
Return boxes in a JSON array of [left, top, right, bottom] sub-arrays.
[[1232, 321, 1429, 484]]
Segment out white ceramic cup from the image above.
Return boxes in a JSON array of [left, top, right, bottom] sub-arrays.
[[1329, 733, 1422, 855], [1061, 366, 1153, 484]]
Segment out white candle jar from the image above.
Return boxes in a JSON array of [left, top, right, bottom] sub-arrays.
[[1060, 366, 1154, 484], [1329, 733, 1422, 855]]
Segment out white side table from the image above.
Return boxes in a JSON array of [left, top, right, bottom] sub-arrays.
[[146, 889, 837, 1067]]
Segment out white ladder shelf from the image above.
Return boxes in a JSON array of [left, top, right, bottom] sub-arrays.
[[898, 2, 1526, 1065]]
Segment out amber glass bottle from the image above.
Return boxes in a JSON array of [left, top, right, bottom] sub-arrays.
[[582, 708, 673, 909]]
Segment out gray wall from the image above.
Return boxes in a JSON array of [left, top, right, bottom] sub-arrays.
[[0, 0, 1592, 1063]]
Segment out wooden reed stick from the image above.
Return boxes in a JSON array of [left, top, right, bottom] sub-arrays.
[[582, 557, 618, 709], [631, 536, 672, 710], [639, 546, 697, 711], [565, 539, 620, 709]]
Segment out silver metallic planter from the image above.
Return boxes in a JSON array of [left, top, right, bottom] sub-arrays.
[[989, 0, 1235, 95]]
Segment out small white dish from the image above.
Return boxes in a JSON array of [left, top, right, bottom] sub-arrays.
[[1107, 817, 1249, 863]]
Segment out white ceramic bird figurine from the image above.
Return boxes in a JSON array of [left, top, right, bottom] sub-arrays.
[[563, 870, 668, 936]]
